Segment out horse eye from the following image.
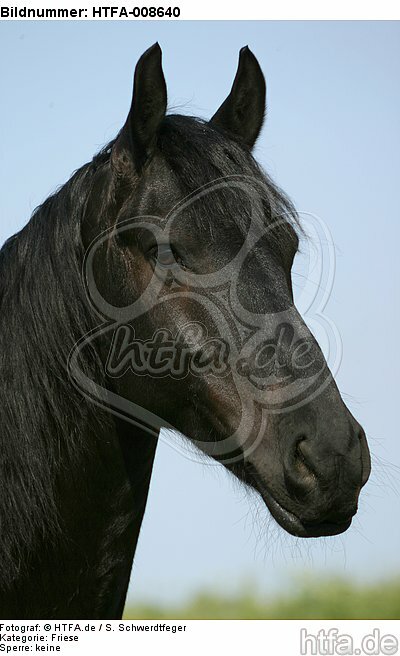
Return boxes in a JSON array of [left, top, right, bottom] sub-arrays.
[[149, 243, 176, 267], [147, 243, 188, 270], [158, 244, 176, 267]]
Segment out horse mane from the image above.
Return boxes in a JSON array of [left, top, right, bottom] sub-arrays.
[[0, 153, 113, 589]]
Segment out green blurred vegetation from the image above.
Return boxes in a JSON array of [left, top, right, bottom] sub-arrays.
[[124, 575, 400, 619]]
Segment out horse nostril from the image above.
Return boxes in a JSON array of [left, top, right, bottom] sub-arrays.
[[294, 437, 317, 483], [284, 435, 318, 500], [357, 426, 371, 486]]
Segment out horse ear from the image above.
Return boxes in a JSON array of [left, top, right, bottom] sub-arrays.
[[112, 43, 167, 173], [210, 46, 266, 148]]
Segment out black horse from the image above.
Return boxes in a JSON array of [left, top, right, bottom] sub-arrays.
[[0, 44, 370, 619]]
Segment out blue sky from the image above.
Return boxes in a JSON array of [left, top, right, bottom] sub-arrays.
[[0, 21, 399, 604]]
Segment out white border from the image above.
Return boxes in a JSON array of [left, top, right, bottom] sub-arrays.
[[0, 0, 399, 20]]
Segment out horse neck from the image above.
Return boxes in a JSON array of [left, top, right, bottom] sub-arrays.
[[77, 417, 159, 619], [0, 216, 159, 618], [2, 414, 158, 619], [71, 418, 159, 619]]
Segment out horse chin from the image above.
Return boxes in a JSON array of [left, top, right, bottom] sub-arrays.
[[258, 484, 353, 538], [246, 467, 354, 538]]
